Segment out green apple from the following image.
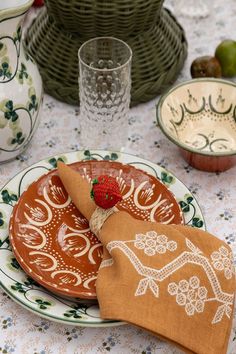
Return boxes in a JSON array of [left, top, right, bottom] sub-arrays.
[[215, 39, 236, 77]]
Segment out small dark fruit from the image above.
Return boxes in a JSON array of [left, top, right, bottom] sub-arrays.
[[33, 0, 44, 6], [190, 56, 222, 78]]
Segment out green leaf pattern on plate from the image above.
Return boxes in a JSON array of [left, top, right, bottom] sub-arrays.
[[179, 194, 204, 228], [0, 150, 206, 327]]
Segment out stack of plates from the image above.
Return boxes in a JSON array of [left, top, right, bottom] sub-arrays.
[[0, 150, 205, 326]]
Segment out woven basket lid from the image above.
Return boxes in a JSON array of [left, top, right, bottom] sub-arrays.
[[24, 7, 187, 106], [44, 0, 163, 36]]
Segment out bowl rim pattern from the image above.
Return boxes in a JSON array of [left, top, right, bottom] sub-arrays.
[[156, 78, 236, 157]]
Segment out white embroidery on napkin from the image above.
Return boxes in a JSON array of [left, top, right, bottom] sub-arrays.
[[135, 277, 159, 297], [211, 246, 235, 280], [100, 258, 114, 268], [134, 231, 177, 256], [102, 234, 234, 325], [168, 277, 208, 316], [212, 303, 233, 324]]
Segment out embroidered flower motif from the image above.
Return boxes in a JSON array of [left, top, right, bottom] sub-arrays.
[[134, 231, 177, 256], [168, 276, 208, 316], [211, 246, 235, 279], [106, 237, 234, 325]]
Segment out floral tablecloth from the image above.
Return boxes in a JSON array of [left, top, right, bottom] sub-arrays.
[[0, 1, 236, 353]]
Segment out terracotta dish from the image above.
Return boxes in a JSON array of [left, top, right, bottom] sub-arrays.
[[9, 160, 183, 299], [156, 78, 236, 172]]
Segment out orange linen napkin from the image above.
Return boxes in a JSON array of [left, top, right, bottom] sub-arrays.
[[57, 162, 235, 354]]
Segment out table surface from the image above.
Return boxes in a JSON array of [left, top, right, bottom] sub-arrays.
[[0, 1, 236, 353]]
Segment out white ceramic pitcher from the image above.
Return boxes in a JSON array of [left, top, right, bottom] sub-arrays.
[[0, 0, 43, 163]]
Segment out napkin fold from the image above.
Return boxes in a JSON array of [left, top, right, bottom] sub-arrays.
[[57, 162, 235, 354]]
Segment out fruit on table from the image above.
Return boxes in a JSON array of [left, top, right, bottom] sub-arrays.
[[215, 39, 236, 77], [33, 0, 44, 6], [190, 56, 222, 78]]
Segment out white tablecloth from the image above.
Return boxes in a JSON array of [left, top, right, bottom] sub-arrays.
[[0, 1, 236, 353]]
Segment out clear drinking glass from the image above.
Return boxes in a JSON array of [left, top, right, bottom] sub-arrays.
[[78, 37, 132, 150]]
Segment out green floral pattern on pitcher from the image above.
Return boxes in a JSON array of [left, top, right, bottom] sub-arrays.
[[0, 25, 21, 84], [0, 211, 5, 229], [0, 10, 43, 162], [0, 60, 12, 80], [16, 62, 32, 85], [0, 87, 39, 152]]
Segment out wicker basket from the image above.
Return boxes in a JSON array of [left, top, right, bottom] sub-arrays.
[[24, 7, 187, 106], [44, 0, 164, 37]]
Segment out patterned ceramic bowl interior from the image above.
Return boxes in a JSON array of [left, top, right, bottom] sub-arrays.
[[157, 79, 236, 156]]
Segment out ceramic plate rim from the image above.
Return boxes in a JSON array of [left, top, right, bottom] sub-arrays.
[[0, 149, 206, 327]]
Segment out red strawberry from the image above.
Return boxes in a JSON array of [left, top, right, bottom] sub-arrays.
[[91, 175, 122, 209]]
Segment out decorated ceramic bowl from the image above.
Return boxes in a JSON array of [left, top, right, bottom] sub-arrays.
[[156, 79, 236, 172]]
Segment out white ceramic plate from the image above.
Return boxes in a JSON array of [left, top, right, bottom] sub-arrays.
[[0, 150, 206, 327]]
